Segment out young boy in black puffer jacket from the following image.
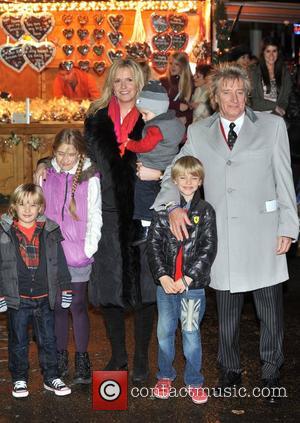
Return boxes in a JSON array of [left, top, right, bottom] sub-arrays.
[[147, 156, 217, 405]]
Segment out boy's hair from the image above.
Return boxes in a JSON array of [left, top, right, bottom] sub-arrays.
[[8, 183, 45, 219], [171, 156, 205, 181]]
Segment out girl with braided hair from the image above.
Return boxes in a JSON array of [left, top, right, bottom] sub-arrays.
[[41, 129, 102, 384]]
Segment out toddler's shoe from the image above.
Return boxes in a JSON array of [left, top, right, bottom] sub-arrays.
[[153, 379, 172, 399], [44, 378, 71, 396], [12, 380, 29, 398], [187, 386, 208, 404]]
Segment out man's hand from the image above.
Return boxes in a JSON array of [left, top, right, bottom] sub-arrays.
[[159, 275, 177, 294], [169, 208, 191, 241], [33, 163, 47, 184], [276, 236, 292, 255], [136, 163, 162, 181]]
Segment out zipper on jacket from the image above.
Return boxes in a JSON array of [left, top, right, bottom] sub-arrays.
[[61, 173, 69, 221]]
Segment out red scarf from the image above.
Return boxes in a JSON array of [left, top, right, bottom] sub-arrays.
[[108, 95, 140, 144]]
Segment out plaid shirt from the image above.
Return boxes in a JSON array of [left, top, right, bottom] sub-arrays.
[[13, 221, 44, 274]]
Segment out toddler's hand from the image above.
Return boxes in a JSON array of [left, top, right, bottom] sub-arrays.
[[0, 297, 7, 312], [61, 291, 72, 308]]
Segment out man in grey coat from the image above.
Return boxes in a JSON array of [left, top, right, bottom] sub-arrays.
[[150, 63, 299, 402]]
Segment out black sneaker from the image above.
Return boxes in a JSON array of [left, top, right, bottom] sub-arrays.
[[12, 380, 29, 398], [44, 378, 71, 396]]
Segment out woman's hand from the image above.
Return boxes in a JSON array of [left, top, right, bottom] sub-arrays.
[[33, 163, 47, 184], [274, 105, 285, 117], [179, 102, 189, 112], [136, 163, 162, 181]]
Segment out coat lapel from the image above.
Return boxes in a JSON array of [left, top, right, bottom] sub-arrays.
[[205, 113, 231, 159], [230, 108, 259, 157]]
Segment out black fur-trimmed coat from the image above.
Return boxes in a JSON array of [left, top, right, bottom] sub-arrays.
[[84, 107, 156, 307]]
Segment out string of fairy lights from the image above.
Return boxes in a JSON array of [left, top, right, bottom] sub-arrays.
[[0, 1, 199, 13]]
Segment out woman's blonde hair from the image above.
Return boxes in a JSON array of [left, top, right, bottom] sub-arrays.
[[88, 58, 145, 115], [171, 156, 205, 181], [53, 129, 86, 221], [8, 183, 45, 219], [168, 52, 193, 102]]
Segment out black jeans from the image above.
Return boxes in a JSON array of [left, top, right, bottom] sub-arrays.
[[8, 297, 58, 383]]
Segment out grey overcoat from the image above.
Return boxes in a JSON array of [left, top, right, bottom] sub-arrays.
[[153, 108, 299, 293]]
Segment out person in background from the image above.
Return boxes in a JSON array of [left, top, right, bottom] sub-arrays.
[[228, 45, 251, 70], [160, 52, 194, 128], [0, 184, 72, 398], [190, 64, 213, 122], [250, 37, 292, 116], [53, 64, 100, 101]]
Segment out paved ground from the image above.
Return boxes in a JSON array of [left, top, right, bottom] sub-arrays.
[[0, 255, 299, 423]]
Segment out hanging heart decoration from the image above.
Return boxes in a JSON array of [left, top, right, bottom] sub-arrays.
[[107, 49, 124, 63], [94, 14, 104, 26], [125, 42, 152, 61], [77, 29, 89, 41], [93, 45, 104, 57], [21, 13, 55, 42], [170, 32, 188, 51], [62, 44, 74, 56], [0, 43, 26, 72], [62, 14, 73, 26], [108, 14, 124, 32], [61, 60, 74, 71], [93, 28, 105, 41], [108, 32, 123, 48], [62, 28, 74, 40], [77, 44, 90, 56], [0, 13, 25, 41], [151, 14, 169, 33], [22, 41, 56, 72], [168, 14, 188, 33], [151, 52, 169, 74], [93, 61, 106, 76], [77, 15, 89, 26], [152, 34, 172, 52], [78, 60, 90, 71]]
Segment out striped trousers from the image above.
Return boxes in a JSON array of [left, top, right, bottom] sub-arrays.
[[216, 283, 284, 380]]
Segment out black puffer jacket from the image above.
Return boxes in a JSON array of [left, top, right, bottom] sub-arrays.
[[147, 190, 217, 289]]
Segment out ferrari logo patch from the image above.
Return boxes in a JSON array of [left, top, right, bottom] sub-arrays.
[[193, 216, 200, 224]]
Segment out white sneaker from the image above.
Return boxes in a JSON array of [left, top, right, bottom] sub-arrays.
[[12, 380, 29, 398], [44, 378, 71, 396]]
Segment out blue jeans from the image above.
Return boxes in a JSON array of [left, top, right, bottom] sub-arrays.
[[8, 297, 58, 383], [156, 286, 206, 387]]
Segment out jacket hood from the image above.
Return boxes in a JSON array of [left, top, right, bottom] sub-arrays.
[[0, 213, 59, 233]]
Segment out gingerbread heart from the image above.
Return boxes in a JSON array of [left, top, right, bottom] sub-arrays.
[[78, 60, 90, 71], [22, 41, 56, 72], [61, 60, 74, 71], [0, 43, 26, 72], [151, 52, 169, 74], [107, 49, 124, 63], [21, 13, 55, 42], [94, 14, 104, 26], [77, 44, 90, 56], [108, 32, 123, 47], [93, 61, 106, 76], [151, 14, 169, 33], [77, 29, 89, 41], [62, 28, 74, 40], [170, 32, 188, 51], [93, 28, 105, 41], [62, 14, 73, 26], [168, 14, 188, 33], [77, 15, 88, 26], [93, 45, 104, 57], [62, 44, 74, 56], [108, 14, 124, 32], [152, 34, 172, 52], [125, 42, 152, 60], [0, 13, 25, 41]]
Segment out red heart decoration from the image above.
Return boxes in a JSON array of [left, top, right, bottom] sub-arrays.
[[93, 28, 105, 41], [78, 60, 90, 72], [77, 45, 90, 56], [170, 32, 188, 51], [108, 14, 124, 32], [22, 42, 56, 72], [77, 15, 89, 26], [107, 49, 124, 63], [168, 14, 188, 33], [108, 32, 123, 47], [0, 43, 26, 72], [21, 13, 55, 42], [151, 14, 169, 33], [93, 45, 104, 57], [77, 29, 89, 41], [62, 28, 74, 40], [61, 60, 74, 71], [62, 44, 74, 56], [62, 14, 73, 26], [94, 14, 104, 26], [151, 52, 169, 74], [0, 13, 25, 41], [152, 34, 172, 52], [93, 61, 106, 76]]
